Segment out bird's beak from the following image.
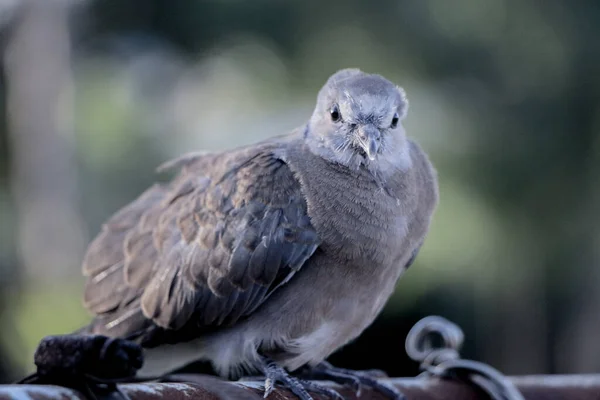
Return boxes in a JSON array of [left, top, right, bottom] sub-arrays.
[[357, 125, 381, 161]]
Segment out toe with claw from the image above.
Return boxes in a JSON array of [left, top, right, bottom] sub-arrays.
[[301, 361, 406, 400], [261, 357, 344, 400]]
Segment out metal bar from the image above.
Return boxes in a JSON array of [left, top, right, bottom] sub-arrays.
[[1, 374, 599, 400]]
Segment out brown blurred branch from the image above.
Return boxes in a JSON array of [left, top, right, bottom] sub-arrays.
[[1, 374, 600, 400]]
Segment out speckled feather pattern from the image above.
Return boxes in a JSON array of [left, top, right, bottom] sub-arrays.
[[83, 140, 320, 339]]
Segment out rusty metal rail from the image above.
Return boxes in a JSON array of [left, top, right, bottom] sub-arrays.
[[4, 317, 595, 399], [1, 373, 599, 399]]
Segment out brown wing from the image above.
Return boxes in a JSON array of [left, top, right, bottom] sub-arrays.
[[82, 143, 319, 340]]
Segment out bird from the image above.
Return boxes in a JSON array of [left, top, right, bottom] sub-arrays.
[[79, 68, 439, 399]]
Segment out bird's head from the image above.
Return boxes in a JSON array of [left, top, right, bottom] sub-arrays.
[[306, 69, 411, 172]]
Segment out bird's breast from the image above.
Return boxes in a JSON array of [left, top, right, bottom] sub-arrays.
[[284, 144, 416, 265], [311, 180, 410, 264]]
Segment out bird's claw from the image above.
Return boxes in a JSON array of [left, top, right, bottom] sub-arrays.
[[360, 368, 389, 378], [304, 362, 406, 400], [263, 377, 274, 398], [262, 358, 343, 400]]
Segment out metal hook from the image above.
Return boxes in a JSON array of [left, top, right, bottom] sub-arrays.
[[405, 316, 525, 400]]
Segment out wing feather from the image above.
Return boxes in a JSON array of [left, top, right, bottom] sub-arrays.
[[83, 143, 319, 341]]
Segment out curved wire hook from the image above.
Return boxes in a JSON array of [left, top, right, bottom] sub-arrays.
[[405, 316, 525, 400]]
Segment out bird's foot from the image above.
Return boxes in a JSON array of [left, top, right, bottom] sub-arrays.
[[302, 361, 406, 400], [261, 358, 343, 400]]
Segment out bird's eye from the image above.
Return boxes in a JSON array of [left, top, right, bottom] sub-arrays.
[[330, 105, 341, 122], [391, 113, 399, 129]]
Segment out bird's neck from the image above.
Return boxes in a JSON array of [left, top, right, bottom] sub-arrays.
[[303, 124, 412, 180]]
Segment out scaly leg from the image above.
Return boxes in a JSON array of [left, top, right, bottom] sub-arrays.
[[260, 357, 344, 400]]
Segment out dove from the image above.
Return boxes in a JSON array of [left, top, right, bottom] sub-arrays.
[[80, 68, 438, 399]]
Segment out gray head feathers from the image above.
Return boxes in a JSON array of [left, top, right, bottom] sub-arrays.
[[306, 69, 411, 173]]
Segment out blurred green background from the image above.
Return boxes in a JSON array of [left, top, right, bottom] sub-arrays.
[[1, 0, 600, 382]]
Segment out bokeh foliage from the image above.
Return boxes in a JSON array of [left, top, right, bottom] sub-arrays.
[[1, 0, 600, 381]]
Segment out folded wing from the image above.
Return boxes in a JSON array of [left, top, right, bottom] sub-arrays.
[[82, 144, 319, 342]]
